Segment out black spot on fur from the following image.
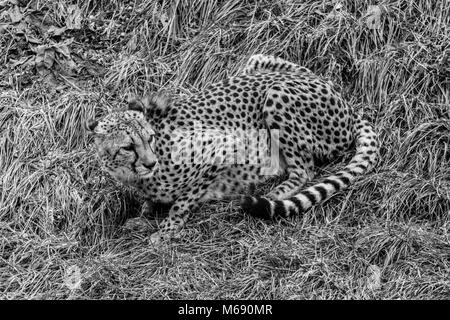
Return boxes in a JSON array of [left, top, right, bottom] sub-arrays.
[[301, 190, 317, 205], [314, 185, 328, 200], [273, 201, 287, 217], [241, 196, 272, 219], [289, 197, 305, 213], [323, 178, 341, 191]]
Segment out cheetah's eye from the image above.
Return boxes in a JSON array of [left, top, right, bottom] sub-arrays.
[[148, 136, 155, 152], [122, 144, 134, 151]]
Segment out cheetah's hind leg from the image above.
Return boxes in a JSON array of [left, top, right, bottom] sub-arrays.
[[200, 165, 262, 202], [260, 94, 315, 200]]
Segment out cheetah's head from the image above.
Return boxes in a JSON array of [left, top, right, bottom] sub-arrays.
[[86, 98, 161, 186]]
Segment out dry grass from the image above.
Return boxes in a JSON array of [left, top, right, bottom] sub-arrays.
[[0, 0, 449, 299]]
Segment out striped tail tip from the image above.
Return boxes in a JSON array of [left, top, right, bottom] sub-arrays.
[[240, 196, 273, 220]]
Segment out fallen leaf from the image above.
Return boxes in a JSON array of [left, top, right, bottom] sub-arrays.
[[24, 32, 41, 44], [54, 44, 70, 58], [61, 57, 78, 76], [9, 55, 33, 68], [34, 45, 55, 69], [66, 4, 82, 29], [43, 49, 55, 69], [0, 0, 18, 7], [11, 20, 27, 35], [8, 5, 23, 23], [48, 26, 67, 36]]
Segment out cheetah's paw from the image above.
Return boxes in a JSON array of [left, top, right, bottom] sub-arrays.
[[140, 201, 154, 217], [149, 230, 171, 246]]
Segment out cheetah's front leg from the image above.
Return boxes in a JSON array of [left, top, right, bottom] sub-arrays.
[[149, 177, 217, 245]]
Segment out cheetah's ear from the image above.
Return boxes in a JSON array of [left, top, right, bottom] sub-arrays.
[[86, 119, 98, 130], [85, 119, 99, 134], [141, 91, 172, 116], [128, 97, 146, 112]]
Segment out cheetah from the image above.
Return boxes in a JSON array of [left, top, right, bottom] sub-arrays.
[[86, 54, 378, 243]]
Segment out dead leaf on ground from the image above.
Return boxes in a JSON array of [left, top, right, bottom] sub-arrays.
[[9, 55, 33, 68], [66, 4, 82, 29], [0, 0, 18, 7], [7, 4, 22, 23], [34, 45, 55, 69], [47, 26, 67, 36]]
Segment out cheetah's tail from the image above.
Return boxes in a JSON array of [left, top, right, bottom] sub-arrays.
[[240, 115, 378, 219]]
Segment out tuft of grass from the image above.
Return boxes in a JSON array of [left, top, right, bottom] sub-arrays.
[[0, 0, 449, 299]]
